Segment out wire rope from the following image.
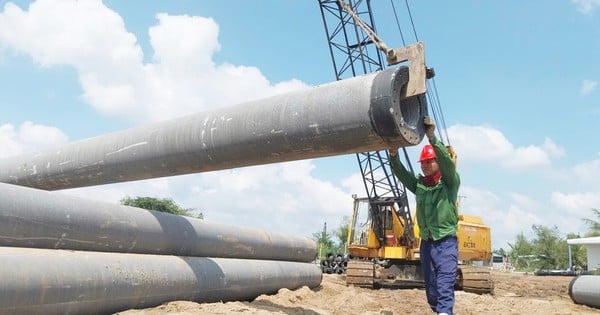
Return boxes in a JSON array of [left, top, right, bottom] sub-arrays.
[[399, 0, 451, 145]]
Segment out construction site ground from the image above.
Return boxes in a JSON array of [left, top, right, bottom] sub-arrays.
[[116, 270, 599, 314]]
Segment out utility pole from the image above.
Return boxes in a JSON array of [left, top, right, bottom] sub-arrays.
[[319, 222, 327, 259]]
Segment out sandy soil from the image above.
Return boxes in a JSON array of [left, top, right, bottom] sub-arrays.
[[116, 271, 600, 315]]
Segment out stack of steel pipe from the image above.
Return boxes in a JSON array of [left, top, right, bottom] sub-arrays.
[[320, 252, 351, 274], [0, 67, 427, 314], [0, 182, 323, 314]]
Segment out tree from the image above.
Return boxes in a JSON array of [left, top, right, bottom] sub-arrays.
[[312, 222, 335, 259], [507, 232, 534, 270], [120, 196, 202, 218], [531, 225, 565, 270], [583, 208, 600, 237], [334, 216, 350, 253], [507, 224, 586, 272]]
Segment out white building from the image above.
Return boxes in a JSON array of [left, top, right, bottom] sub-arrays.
[[567, 236, 600, 271]]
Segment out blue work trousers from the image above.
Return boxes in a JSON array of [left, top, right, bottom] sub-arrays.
[[420, 235, 458, 314]]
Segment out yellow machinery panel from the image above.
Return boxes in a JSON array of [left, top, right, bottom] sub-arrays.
[[347, 197, 491, 263], [382, 245, 408, 259], [345, 197, 494, 294], [457, 214, 491, 261]]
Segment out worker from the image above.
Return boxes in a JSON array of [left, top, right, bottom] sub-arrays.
[[388, 116, 460, 315]]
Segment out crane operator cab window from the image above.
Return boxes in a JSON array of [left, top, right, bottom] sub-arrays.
[[350, 198, 371, 246]]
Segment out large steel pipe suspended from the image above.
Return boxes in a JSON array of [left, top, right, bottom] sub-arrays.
[[0, 247, 323, 315], [0, 67, 426, 190], [0, 182, 317, 262], [568, 275, 600, 309]]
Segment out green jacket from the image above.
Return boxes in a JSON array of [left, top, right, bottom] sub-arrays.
[[390, 137, 460, 241]]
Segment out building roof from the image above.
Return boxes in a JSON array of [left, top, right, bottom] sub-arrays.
[[567, 236, 600, 245]]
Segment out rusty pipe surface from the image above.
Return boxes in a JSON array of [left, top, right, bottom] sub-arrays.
[[0, 247, 323, 315], [0, 67, 426, 190], [0, 182, 317, 262]]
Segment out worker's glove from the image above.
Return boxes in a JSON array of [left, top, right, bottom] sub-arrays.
[[424, 116, 435, 140]]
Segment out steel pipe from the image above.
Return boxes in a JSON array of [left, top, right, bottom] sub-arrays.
[[0, 67, 426, 190], [0, 181, 317, 262], [0, 247, 323, 315], [568, 275, 600, 309]]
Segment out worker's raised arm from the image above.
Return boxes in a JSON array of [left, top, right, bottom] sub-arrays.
[[423, 116, 460, 193], [430, 137, 459, 189], [389, 149, 418, 193]]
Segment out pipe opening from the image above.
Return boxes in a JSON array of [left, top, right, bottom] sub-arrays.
[[369, 67, 427, 147]]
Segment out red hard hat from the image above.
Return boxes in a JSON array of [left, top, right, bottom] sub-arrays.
[[418, 144, 436, 162]]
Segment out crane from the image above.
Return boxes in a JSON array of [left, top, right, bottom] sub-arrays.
[[317, 0, 425, 256], [317, 0, 494, 294], [317, 0, 443, 258]]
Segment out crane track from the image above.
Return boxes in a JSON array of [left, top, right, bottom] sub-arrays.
[[346, 260, 494, 295], [457, 266, 494, 295], [345, 260, 375, 287]]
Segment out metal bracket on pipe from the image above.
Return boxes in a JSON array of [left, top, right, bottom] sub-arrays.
[[386, 42, 427, 98]]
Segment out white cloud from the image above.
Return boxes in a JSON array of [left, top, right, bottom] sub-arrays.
[[502, 145, 550, 169], [572, 0, 600, 14], [549, 191, 600, 236], [580, 79, 598, 96], [456, 186, 543, 250], [551, 191, 600, 215], [149, 13, 220, 71], [447, 125, 512, 162], [0, 0, 309, 123], [572, 156, 600, 185], [0, 121, 68, 158], [542, 138, 566, 158], [458, 184, 596, 250], [340, 172, 367, 198], [447, 124, 563, 169], [0, 0, 137, 68]]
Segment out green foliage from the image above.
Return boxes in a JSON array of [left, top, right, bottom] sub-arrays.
[[312, 223, 335, 259], [530, 225, 565, 270], [507, 232, 535, 271], [583, 208, 600, 237], [507, 225, 588, 272], [120, 196, 202, 218], [335, 216, 350, 251], [312, 219, 349, 259], [566, 233, 587, 270]]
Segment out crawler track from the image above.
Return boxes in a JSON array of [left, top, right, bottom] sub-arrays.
[[457, 266, 494, 295], [346, 260, 494, 295]]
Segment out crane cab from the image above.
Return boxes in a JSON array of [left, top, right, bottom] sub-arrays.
[[347, 196, 420, 261], [345, 196, 494, 293]]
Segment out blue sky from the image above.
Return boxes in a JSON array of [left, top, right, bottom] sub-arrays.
[[0, 0, 599, 251]]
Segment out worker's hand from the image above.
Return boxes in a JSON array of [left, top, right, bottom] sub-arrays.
[[424, 116, 435, 140], [388, 147, 398, 157]]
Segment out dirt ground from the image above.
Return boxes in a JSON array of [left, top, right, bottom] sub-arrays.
[[117, 271, 600, 315]]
